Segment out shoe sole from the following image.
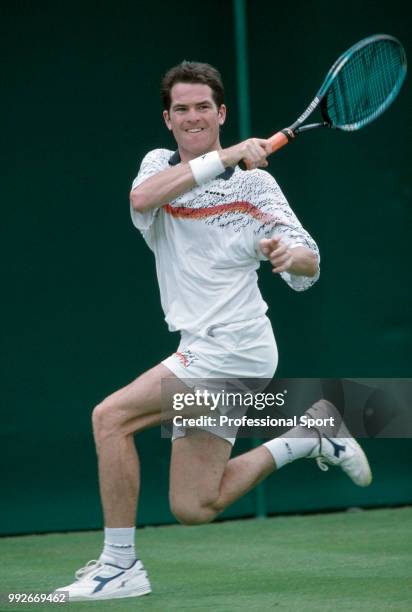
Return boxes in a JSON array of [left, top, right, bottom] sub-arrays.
[[67, 585, 152, 601]]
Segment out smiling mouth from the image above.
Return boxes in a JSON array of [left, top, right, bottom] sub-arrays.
[[185, 128, 204, 133]]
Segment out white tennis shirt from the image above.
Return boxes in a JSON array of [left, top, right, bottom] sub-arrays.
[[131, 148, 319, 336]]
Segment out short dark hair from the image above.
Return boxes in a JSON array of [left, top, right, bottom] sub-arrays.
[[161, 61, 225, 111]]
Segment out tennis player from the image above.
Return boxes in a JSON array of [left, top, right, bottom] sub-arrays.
[[56, 61, 371, 601]]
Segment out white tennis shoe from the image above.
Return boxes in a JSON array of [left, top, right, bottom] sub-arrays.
[[305, 400, 372, 487], [55, 558, 151, 601]]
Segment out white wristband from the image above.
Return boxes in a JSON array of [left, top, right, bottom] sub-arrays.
[[189, 151, 225, 186]]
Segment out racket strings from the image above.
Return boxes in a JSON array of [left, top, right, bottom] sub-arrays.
[[330, 43, 402, 125], [326, 40, 405, 130], [332, 44, 398, 121]]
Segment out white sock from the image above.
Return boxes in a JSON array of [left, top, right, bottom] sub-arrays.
[[264, 426, 319, 469], [100, 527, 137, 568]]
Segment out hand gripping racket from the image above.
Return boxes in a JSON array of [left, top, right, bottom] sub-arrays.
[[241, 34, 407, 169]]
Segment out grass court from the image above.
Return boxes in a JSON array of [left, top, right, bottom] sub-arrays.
[[1, 507, 411, 611]]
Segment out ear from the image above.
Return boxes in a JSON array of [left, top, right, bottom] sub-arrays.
[[218, 104, 227, 126], [163, 110, 172, 131]]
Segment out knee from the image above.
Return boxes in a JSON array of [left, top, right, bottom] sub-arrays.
[[170, 498, 218, 526], [92, 401, 115, 443], [92, 400, 130, 445]]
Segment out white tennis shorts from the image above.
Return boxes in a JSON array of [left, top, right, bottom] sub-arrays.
[[162, 315, 278, 445]]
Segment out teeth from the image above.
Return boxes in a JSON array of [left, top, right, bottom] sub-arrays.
[[187, 128, 203, 132]]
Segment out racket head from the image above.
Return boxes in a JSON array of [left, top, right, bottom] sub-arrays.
[[318, 34, 407, 131]]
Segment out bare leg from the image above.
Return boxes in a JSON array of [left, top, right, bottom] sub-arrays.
[[92, 363, 177, 527], [213, 445, 275, 511], [97, 434, 143, 527], [170, 430, 275, 524]]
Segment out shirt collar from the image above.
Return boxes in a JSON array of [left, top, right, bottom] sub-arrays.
[[168, 150, 235, 181]]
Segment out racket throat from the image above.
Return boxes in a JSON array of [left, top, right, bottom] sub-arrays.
[[294, 121, 332, 133], [281, 128, 297, 140]]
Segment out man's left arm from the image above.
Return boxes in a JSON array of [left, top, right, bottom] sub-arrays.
[[260, 237, 319, 277], [250, 171, 320, 291]]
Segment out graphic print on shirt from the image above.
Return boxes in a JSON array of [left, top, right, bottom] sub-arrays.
[[165, 169, 290, 236]]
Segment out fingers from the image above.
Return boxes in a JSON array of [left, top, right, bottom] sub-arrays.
[[240, 138, 272, 169], [247, 138, 271, 168], [259, 236, 282, 255], [252, 138, 273, 154], [221, 137, 272, 169], [262, 139, 274, 156], [271, 253, 294, 274], [259, 237, 294, 273]]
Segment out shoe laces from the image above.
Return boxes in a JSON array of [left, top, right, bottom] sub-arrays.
[[316, 457, 330, 472], [75, 560, 103, 580], [314, 433, 331, 472]]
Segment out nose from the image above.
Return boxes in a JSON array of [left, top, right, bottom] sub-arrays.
[[185, 107, 201, 123]]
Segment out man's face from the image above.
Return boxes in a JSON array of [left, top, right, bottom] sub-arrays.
[[163, 82, 226, 160]]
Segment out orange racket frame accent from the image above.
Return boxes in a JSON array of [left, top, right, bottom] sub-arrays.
[[269, 131, 292, 152]]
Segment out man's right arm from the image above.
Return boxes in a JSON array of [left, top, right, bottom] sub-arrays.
[[130, 162, 196, 213], [130, 138, 272, 213]]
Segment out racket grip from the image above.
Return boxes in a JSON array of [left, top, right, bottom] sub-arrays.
[[238, 159, 250, 170], [269, 131, 290, 152], [238, 130, 293, 170]]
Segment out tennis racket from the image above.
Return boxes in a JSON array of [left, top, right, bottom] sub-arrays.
[[241, 34, 407, 169]]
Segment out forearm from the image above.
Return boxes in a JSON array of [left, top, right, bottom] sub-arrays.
[[130, 162, 196, 212], [288, 246, 319, 277]]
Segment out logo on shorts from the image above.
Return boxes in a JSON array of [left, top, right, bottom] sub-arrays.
[[175, 348, 197, 368]]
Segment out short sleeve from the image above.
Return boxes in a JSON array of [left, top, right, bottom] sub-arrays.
[[130, 149, 171, 231]]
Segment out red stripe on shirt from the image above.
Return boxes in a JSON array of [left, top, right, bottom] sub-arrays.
[[163, 201, 277, 224]]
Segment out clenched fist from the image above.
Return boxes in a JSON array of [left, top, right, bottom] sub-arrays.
[[259, 236, 294, 274], [220, 138, 272, 169]]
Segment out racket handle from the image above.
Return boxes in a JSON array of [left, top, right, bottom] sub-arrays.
[[269, 131, 291, 152], [238, 129, 294, 170]]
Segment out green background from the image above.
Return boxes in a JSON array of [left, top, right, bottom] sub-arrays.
[[2, 0, 411, 535]]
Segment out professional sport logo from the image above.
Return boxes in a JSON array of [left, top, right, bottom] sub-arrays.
[[175, 349, 197, 368]]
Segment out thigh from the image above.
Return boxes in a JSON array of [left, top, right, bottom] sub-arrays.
[[98, 362, 182, 434], [169, 430, 232, 508]]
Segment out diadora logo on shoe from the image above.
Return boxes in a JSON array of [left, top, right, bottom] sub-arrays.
[[92, 571, 125, 593], [325, 436, 346, 458]]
